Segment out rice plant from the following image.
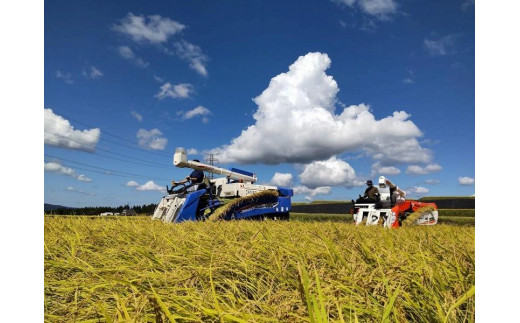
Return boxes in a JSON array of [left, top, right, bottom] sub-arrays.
[[45, 216, 475, 322]]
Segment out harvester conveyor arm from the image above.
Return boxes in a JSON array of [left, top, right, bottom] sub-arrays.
[[173, 148, 257, 183]]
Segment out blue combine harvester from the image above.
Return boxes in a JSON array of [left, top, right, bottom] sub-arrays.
[[152, 148, 293, 223]]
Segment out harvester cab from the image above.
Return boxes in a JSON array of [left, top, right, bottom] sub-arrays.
[[152, 148, 293, 223], [352, 176, 439, 228]]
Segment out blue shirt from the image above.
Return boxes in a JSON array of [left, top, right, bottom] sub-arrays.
[[189, 169, 204, 183]]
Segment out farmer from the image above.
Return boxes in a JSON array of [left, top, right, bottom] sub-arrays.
[[355, 180, 380, 203], [171, 159, 206, 191]]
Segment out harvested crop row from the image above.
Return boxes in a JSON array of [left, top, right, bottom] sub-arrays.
[[45, 217, 474, 322], [208, 190, 280, 221]]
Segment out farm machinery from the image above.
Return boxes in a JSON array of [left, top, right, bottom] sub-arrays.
[[152, 148, 293, 223], [352, 176, 439, 228]]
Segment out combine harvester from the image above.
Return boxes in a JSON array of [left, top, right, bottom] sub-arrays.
[[153, 148, 293, 223], [352, 176, 439, 228]]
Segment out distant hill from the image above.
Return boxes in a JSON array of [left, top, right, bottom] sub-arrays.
[[44, 203, 72, 211]]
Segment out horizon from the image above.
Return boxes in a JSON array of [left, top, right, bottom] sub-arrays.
[[44, 195, 475, 210]]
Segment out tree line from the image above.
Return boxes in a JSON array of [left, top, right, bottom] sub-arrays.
[[45, 203, 158, 216]]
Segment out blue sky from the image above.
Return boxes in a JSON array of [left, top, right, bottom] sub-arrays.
[[44, 0, 475, 207]]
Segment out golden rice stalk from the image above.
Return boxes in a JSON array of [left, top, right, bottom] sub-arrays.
[[402, 206, 436, 226], [44, 216, 475, 322], [208, 190, 279, 221]]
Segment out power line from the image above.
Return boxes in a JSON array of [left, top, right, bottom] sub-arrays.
[[97, 149, 170, 168], [44, 128, 172, 165], [44, 130, 172, 169], [99, 135, 172, 158], [44, 154, 168, 181], [91, 151, 171, 169], [45, 160, 163, 181], [44, 113, 172, 158]]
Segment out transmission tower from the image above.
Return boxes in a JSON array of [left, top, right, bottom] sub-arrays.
[[205, 153, 219, 179]]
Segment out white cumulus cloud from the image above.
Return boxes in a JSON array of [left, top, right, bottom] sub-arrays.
[[118, 45, 134, 59], [425, 179, 440, 185], [136, 181, 166, 192], [45, 162, 76, 176], [137, 128, 168, 150], [131, 111, 143, 122], [173, 40, 208, 76], [118, 46, 149, 67], [44, 108, 100, 152], [332, 0, 397, 20], [270, 173, 293, 187], [458, 177, 475, 185], [358, 0, 397, 18], [56, 70, 73, 84], [210, 52, 431, 166], [187, 148, 199, 155], [372, 162, 401, 176], [406, 186, 429, 195], [126, 180, 139, 187], [183, 106, 210, 119], [378, 166, 401, 175], [113, 13, 185, 44], [66, 186, 95, 196], [83, 66, 103, 79], [179, 106, 211, 123], [45, 161, 92, 182], [153, 75, 164, 83], [155, 82, 193, 99], [293, 186, 332, 201], [299, 156, 360, 188], [424, 33, 462, 56], [77, 174, 93, 182], [406, 163, 442, 175]]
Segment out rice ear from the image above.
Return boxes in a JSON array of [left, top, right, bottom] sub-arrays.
[[208, 190, 279, 221], [402, 206, 436, 226]]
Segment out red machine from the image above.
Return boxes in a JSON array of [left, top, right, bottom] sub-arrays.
[[352, 176, 438, 228]]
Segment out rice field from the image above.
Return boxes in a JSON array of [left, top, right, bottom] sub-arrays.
[[44, 216, 475, 322]]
